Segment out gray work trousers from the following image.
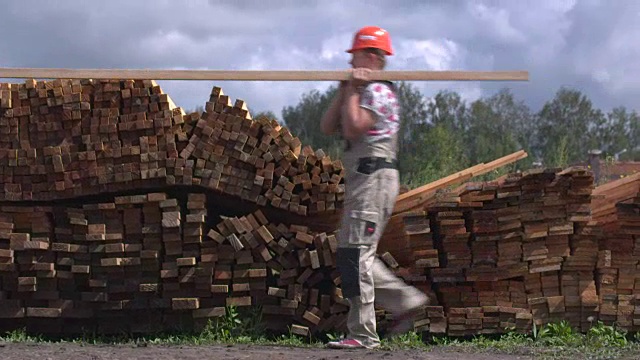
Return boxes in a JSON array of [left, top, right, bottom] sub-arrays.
[[336, 168, 429, 348]]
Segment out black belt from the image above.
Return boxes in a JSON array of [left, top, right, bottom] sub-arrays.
[[357, 157, 398, 175]]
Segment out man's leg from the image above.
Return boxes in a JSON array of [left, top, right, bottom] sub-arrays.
[[372, 169, 430, 333], [332, 244, 381, 349], [373, 258, 429, 313], [329, 168, 415, 348]]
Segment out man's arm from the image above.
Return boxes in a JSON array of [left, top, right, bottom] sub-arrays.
[[340, 85, 377, 141], [320, 84, 345, 135]]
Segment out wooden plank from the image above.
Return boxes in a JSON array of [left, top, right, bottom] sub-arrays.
[[393, 150, 528, 214], [0, 68, 529, 81]]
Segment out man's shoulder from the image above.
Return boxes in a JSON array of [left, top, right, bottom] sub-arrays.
[[361, 82, 397, 108], [363, 81, 395, 94]]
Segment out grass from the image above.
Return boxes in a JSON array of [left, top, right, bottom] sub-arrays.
[[1, 309, 640, 360], [431, 320, 640, 360], [0, 306, 327, 349]]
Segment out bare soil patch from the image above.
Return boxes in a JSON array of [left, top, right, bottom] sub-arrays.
[[0, 342, 537, 360]]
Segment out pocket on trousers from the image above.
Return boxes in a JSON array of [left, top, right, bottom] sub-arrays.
[[347, 210, 379, 246], [356, 161, 376, 175]]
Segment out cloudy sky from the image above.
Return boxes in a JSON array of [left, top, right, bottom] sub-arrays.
[[1, 0, 639, 118]]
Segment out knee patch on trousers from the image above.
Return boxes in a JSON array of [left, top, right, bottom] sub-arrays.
[[336, 247, 361, 299]]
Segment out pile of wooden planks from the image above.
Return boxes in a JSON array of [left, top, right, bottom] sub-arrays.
[[595, 189, 640, 332], [0, 79, 344, 216], [376, 166, 617, 335], [591, 173, 640, 229], [0, 191, 350, 336], [2, 77, 640, 338], [391, 150, 528, 215]]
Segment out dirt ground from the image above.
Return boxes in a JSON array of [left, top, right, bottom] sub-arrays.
[[0, 342, 536, 360]]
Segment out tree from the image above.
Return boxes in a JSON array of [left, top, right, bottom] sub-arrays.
[[465, 89, 534, 169], [394, 81, 430, 178], [426, 90, 469, 133], [594, 106, 638, 159], [397, 87, 469, 187], [281, 85, 344, 159], [628, 110, 640, 160], [485, 88, 536, 155], [536, 87, 605, 167], [401, 123, 469, 187], [252, 110, 279, 122]]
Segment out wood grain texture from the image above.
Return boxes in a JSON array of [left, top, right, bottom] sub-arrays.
[[0, 68, 529, 81]]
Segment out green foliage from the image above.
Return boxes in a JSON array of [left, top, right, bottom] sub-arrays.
[[401, 123, 469, 188], [467, 89, 535, 168], [200, 305, 267, 342], [273, 82, 639, 189], [176, 78, 640, 191], [281, 85, 344, 160], [426, 90, 468, 132], [587, 321, 628, 348], [536, 87, 605, 166], [0, 328, 45, 343], [548, 134, 570, 168], [203, 305, 242, 342], [4, 320, 640, 360], [440, 321, 639, 359], [252, 110, 279, 123], [380, 330, 429, 350], [536, 320, 582, 347]]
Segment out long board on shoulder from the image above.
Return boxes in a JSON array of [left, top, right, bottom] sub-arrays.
[[0, 68, 529, 82]]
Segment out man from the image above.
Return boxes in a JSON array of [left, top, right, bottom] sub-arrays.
[[321, 26, 430, 349]]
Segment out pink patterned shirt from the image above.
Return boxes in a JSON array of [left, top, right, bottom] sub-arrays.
[[359, 82, 400, 142]]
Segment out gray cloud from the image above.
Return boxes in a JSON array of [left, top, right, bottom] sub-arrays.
[[0, 0, 638, 117]]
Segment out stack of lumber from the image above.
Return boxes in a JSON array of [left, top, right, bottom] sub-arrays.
[[591, 173, 640, 229], [426, 167, 593, 276], [2, 77, 640, 339], [0, 192, 349, 336], [391, 150, 528, 215], [0, 79, 344, 217], [387, 167, 602, 334], [595, 188, 640, 332], [380, 212, 438, 271], [445, 306, 532, 336]]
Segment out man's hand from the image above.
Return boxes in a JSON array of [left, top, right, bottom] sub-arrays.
[[349, 68, 372, 89]]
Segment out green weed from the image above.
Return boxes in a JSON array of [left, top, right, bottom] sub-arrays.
[[381, 331, 429, 350], [2, 318, 640, 359], [0, 328, 46, 343]]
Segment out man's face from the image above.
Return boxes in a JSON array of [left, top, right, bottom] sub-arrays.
[[349, 50, 372, 69]]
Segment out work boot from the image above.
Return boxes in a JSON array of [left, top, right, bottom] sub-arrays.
[[326, 338, 369, 349]]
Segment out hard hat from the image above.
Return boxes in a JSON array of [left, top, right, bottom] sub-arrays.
[[346, 26, 393, 56]]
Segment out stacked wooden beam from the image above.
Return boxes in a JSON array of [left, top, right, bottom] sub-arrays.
[[380, 212, 439, 270], [595, 189, 640, 332], [591, 173, 640, 229], [0, 191, 352, 336], [0, 163, 633, 337], [385, 167, 603, 334], [0, 79, 344, 218], [0, 195, 170, 334], [592, 175, 640, 332], [3, 78, 640, 339], [392, 150, 528, 214], [446, 306, 532, 336], [175, 86, 346, 216]]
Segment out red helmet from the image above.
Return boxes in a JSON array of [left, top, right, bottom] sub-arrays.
[[346, 26, 393, 56]]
